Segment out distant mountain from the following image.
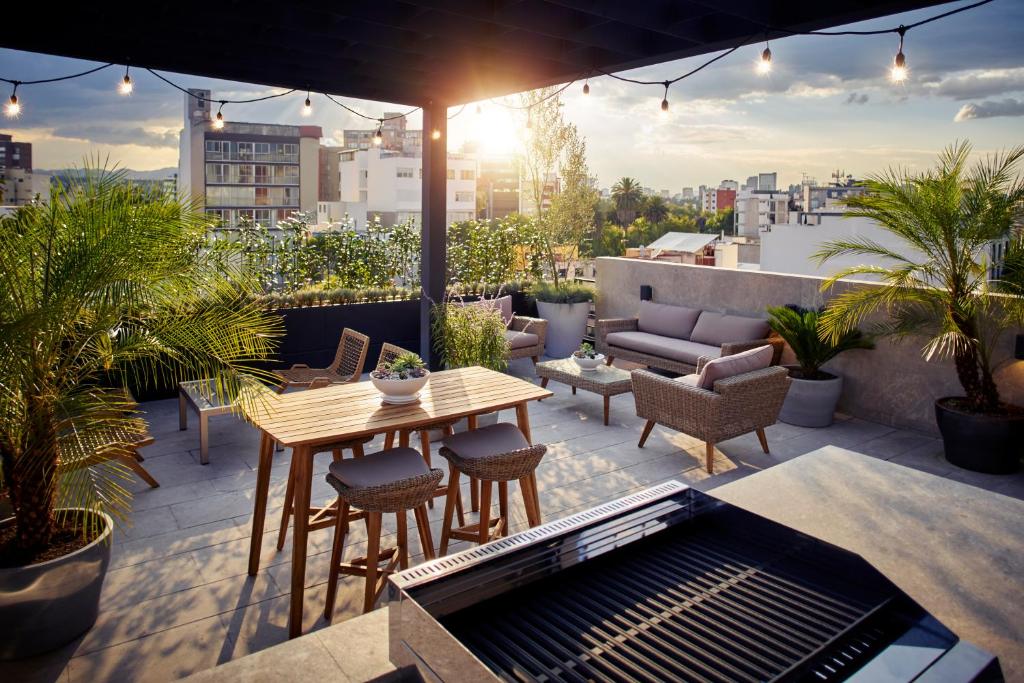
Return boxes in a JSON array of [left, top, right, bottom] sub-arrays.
[[34, 167, 177, 180]]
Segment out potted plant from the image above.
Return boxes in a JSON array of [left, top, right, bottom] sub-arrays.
[[370, 351, 430, 404], [0, 166, 281, 659], [767, 305, 873, 427], [572, 342, 605, 371], [817, 142, 1024, 473], [532, 280, 595, 358]]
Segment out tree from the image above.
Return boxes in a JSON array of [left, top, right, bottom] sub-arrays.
[[611, 177, 644, 225], [545, 125, 598, 286], [641, 195, 669, 224], [520, 88, 568, 222]]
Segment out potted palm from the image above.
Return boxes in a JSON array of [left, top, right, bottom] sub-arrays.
[[532, 280, 595, 358], [0, 166, 281, 658], [767, 305, 873, 427], [817, 142, 1024, 473]]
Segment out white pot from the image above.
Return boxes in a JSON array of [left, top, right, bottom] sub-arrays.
[[370, 370, 430, 404], [537, 301, 591, 359], [573, 353, 605, 371]]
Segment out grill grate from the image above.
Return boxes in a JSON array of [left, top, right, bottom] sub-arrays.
[[442, 508, 902, 683]]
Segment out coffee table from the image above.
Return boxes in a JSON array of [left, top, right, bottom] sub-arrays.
[[535, 358, 633, 425], [178, 379, 235, 464]]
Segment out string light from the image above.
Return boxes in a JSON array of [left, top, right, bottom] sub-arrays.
[[526, 110, 532, 129], [758, 42, 772, 75], [372, 121, 383, 145], [120, 66, 133, 95], [891, 26, 908, 82], [430, 128, 441, 140], [582, 79, 590, 95], [212, 102, 225, 129], [475, 103, 482, 115], [5, 83, 20, 118], [302, 91, 312, 117], [660, 82, 670, 115]]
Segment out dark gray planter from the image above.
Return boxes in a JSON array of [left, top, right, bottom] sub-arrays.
[[936, 398, 1023, 474], [0, 509, 113, 660], [536, 301, 591, 358], [778, 368, 843, 428]]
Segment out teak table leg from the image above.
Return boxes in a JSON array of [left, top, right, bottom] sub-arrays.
[[248, 431, 274, 576], [515, 402, 532, 444], [288, 445, 313, 639]]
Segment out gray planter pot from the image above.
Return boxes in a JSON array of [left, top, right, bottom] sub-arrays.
[[778, 368, 843, 428], [0, 509, 113, 660], [536, 301, 591, 359]]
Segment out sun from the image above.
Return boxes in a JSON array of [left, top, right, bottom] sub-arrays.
[[468, 106, 521, 156]]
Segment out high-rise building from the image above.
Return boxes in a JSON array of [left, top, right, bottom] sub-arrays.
[[681, 187, 694, 200], [719, 179, 739, 191], [0, 133, 46, 205], [478, 156, 520, 219], [178, 89, 321, 229], [757, 172, 778, 192], [0, 133, 32, 173], [342, 113, 421, 154], [318, 146, 344, 201], [743, 175, 758, 192], [735, 189, 790, 237]]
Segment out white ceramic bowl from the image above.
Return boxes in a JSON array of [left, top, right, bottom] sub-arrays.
[[370, 370, 430, 404], [572, 353, 605, 371]]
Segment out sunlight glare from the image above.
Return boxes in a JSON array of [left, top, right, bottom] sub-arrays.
[[468, 106, 521, 155]]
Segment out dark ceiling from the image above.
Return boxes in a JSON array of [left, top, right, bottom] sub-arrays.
[[3, 0, 948, 106]]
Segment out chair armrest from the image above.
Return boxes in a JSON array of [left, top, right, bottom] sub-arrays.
[[713, 366, 791, 426], [631, 369, 721, 437], [696, 356, 715, 374], [721, 337, 786, 365], [595, 318, 638, 355], [511, 316, 547, 345]]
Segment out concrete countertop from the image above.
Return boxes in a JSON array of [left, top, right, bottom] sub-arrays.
[[186, 446, 1023, 682]]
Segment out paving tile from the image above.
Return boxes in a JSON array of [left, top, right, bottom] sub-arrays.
[[100, 553, 202, 612], [113, 505, 180, 541]]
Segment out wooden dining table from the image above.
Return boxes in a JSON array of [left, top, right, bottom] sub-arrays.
[[244, 365, 552, 638]]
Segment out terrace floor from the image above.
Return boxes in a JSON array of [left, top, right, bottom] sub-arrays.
[[6, 359, 1024, 683]]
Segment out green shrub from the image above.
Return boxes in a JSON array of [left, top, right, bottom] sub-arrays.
[[767, 305, 873, 380], [431, 301, 510, 371], [530, 280, 594, 304]]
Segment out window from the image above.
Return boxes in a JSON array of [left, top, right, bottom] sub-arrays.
[[460, 169, 475, 180], [206, 163, 228, 183], [205, 140, 226, 160], [455, 191, 474, 203], [255, 187, 270, 206], [237, 165, 253, 184], [254, 209, 271, 224], [254, 143, 270, 161], [396, 167, 414, 178], [237, 142, 253, 160], [255, 165, 270, 182], [446, 170, 455, 180]]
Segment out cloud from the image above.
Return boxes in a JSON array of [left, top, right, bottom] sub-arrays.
[[50, 124, 178, 148], [931, 68, 1024, 100], [954, 98, 1024, 122], [845, 93, 869, 105]]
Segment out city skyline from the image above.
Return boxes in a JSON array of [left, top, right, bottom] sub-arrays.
[[1, 1, 1021, 190]]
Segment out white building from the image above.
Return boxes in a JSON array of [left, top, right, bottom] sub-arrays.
[[757, 172, 778, 191], [735, 189, 791, 238], [338, 148, 476, 229]]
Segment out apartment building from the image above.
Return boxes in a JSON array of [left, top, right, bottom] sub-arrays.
[[477, 156, 520, 219], [757, 172, 778, 191], [337, 147, 476, 229], [178, 89, 320, 229], [342, 113, 420, 154], [318, 146, 344, 201], [0, 133, 46, 205], [735, 189, 791, 237], [700, 181, 738, 212], [802, 181, 867, 212]]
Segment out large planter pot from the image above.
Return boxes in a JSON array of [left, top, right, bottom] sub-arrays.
[[0, 509, 113, 660], [536, 301, 591, 359], [778, 368, 843, 428], [935, 398, 1024, 474], [370, 371, 430, 405]]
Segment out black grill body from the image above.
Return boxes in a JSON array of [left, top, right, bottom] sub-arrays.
[[388, 481, 1001, 682]]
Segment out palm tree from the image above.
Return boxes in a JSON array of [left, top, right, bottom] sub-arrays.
[[0, 164, 282, 558], [641, 195, 669, 224], [611, 177, 643, 225], [816, 142, 1024, 414]]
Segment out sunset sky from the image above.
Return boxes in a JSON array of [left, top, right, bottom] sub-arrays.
[[1, 0, 1022, 191]]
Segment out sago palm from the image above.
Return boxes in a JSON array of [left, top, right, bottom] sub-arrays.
[[0, 164, 282, 559], [766, 306, 873, 380], [815, 142, 1024, 414]]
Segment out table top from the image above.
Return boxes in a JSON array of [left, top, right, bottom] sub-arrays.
[[247, 366, 552, 447], [179, 379, 236, 413], [536, 358, 633, 390], [713, 446, 1024, 681]]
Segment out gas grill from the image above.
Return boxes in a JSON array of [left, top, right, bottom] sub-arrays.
[[388, 481, 1001, 682]]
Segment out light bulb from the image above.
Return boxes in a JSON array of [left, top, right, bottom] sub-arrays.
[[5, 93, 20, 118], [583, 81, 590, 95], [372, 128, 383, 145], [891, 51, 907, 82], [213, 109, 225, 129], [302, 96, 312, 117], [475, 103, 482, 115], [120, 74, 133, 95], [661, 98, 669, 112], [758, 46, 772, 75], [430, 128, 441, 140]]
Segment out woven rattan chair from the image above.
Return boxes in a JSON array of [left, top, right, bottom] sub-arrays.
[[274, 327, 370, 390], [506, 315, 547, 365], [323, 447, 442, 616], [438, 423, 546, 554], [632, 360, 791, 474]]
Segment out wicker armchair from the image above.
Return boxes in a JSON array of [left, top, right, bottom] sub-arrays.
[[595, 317, 783, 375], [274, 327, 370, 390], [632, 361, 791, 474], [506, 315, 547, 364]]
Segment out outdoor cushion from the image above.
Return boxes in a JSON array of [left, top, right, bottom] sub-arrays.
[[604, 331, 720, 366], [674, 373, 701, 387], [689, 311, 770, 347], [697, 344, 774, 390], [468, 295, 513, 327], [442, 422, 530, 459], [504, 329, 540, 350], [327, 447, 429, 489], [636, 301, 702, 340]]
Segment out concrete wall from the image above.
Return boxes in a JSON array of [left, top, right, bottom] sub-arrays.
[[596, 256, 1024, 433]]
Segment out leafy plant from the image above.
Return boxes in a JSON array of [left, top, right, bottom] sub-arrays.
[[767, 306, 873, 380], [574, 342, 598, 359], [0, 164, 282, 562], [431, 301, 510, 372], [531, 280, 594, 304], [372, 351, 427, 380], [816, 142, 1024, 413]]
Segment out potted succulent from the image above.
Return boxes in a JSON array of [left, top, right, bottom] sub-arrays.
[[572, 342, 605, 371], [531, 280, 595, 358], [817, 142, 1024, 473], [370, 351, 430, 404], [767, 305, 873, 427], [0, 165, 281, 658]]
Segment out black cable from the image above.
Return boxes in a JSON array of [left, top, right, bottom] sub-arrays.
[[0, 62, 114, 86], [488, 76, 580, 109], [447, 103, 467, 120], [322, 92, 420, 122], [146, 69, 295, 103]]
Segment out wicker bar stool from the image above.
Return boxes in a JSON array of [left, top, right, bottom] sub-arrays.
[[276, 377, 373, 551], [438, 423, 546, 555], [323, 447, 442, 618]]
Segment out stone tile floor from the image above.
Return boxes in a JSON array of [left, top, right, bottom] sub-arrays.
[[6, 358, 1024, 683]]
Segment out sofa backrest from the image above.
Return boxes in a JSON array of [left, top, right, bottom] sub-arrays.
[[689, 311, 770, 347], [636, 300, 702, 340]]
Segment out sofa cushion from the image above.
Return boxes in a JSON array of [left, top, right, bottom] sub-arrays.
[[697, 344, 774, 390], [605, 331, 720, 366], [689, 311, 770, 347], [469, 295, 513, 327], [636, 301, 702, 340], [504, 329, 539, 350], [327, 447, 429, 489], [674, 373, 701, 387], [442, 423, 530, 459]]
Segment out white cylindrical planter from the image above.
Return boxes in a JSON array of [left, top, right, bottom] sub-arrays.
[[778, 368, 843, 428], [537, 301, 591, 359]]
